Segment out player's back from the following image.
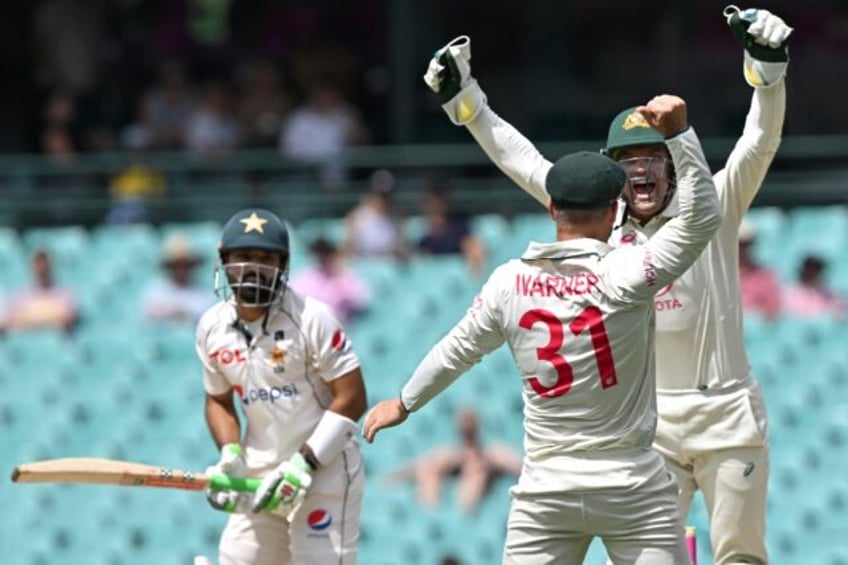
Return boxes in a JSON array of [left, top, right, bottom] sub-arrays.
[[497, 240, 657, 455]]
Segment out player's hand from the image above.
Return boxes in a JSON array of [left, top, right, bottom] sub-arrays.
[[362, 398, 409, 443], [635, 95, 688, 139], [724, 6, 792, 87], [423, 35, 472, 104], [251, 452, 313, 514], [205, 443, 250, 513]]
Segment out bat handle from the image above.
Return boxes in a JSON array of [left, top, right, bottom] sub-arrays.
[[209, 474, 261, 492]]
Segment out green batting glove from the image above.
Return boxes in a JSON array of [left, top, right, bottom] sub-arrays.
[[251, 452, 314, 514]]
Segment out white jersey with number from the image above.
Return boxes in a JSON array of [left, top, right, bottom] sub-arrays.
[[400, 128, 721, 490], [465, 85, 785, 392], [195, 288, 361, 473]]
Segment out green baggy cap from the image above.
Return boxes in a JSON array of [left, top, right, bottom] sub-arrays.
[[545, 151, 626, 209], [604, 106, 665, 156]]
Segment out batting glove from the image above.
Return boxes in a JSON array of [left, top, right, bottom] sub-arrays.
[[423, 35, 487, 125], [205, 443, 251, 513], [724, 6, 793, 87], [251, 452, 313, 514]]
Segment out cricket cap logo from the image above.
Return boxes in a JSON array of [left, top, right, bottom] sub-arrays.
[[622, 111, 650, 131]]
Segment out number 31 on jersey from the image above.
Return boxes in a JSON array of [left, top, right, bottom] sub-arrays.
[[519, 306, 618, 398]]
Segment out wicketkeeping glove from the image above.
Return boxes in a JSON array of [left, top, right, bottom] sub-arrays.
[[205, 443, 252, 513], [724, 5, 793, 88], [423, 35, 487, 126], [251, 452, 313, 514]]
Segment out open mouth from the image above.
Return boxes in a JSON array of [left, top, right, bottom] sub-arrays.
[[630, 179, 656, 202]]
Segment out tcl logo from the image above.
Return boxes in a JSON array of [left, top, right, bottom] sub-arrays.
[[209, 349, 247, 365]]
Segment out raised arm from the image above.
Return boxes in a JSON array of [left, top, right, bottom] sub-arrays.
[[714, 7, 793, 225], [423, 36, 551, 208], [605, 96, 722, 303]]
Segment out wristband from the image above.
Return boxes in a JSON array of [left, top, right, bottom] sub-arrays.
[[305, 410, 358, 466]]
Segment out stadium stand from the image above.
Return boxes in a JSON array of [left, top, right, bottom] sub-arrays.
[[1, 207, 847, 564]]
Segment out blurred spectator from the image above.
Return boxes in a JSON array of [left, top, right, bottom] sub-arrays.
[[783, 255, 847, 318], [184, 80, 241, 156], [3, 250, 78, 333], [344, 169, 406, 258], [106, 136, 166, 225], [738, 220, 781, 320], [387, 409, 522, 514], [417, 183, 487, 275], [141, 234, 214, 325], [142, 61, 195, 149], [290, 237, 370, 323], [279, 77, 369, 188], [237, 60, 292, 147]]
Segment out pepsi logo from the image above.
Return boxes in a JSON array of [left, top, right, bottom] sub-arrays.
[[307, 509, 332, 531]]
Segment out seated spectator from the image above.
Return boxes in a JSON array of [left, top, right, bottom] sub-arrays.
[[237, 60, 292, 148], [387, 409, 522, 514], [738, 220, 781, 320], [290, 237, 369, 323], [106, 135, 166, 225], [184, 80, 241, 157], [4, 250, 78, 333], [142, 61, 195, 149], [141, 235, 214, 325], [344, 169, 406, 259], [417, 183, 487, 275], [279, 77, 369, 188], [783, 255, 846, 318]]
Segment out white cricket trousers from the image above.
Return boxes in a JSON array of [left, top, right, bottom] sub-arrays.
[[655, 382, 770, 565], [502, 464, 688, 564], [218, 446, 364, 565]]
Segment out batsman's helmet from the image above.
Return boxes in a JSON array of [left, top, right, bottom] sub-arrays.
[[603, 107, 666, 158], [214, 208, 290, 307]]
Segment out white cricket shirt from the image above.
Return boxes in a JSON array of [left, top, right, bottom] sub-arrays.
[[400, 127, 721, 490], [196, 288, 360, 472], [466, 83, 785, 391]]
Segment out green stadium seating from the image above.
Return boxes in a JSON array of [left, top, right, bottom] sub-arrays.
[[1, 213, 847, 564]]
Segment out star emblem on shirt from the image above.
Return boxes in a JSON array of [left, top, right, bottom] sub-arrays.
[[240, 212, 268, 234], [270, 346, 287, 365]]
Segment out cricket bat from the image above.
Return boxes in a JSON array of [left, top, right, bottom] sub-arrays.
[[10, 457, 261, 493]]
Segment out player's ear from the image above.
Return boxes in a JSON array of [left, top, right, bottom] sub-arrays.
[[547, 200, 557, 221]]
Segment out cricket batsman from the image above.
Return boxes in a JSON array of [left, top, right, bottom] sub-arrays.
[[196, 208, 367, 564], [422, 6, 792, 563], [365, 94, 722, 563]]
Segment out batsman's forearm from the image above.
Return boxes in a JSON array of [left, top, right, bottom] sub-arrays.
[[466, 105, 552, 208], [205, 394, 241, 449]]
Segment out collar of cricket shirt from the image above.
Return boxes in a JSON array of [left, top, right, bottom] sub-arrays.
[[521, 238, 612, 262]]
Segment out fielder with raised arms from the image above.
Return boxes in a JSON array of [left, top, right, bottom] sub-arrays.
[[365, 95, 722, 563], [196, 208, 367, 564], [423, 6, 791, 564]]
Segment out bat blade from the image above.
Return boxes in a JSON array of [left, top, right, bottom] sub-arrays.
[[11, 457, 210, 491]]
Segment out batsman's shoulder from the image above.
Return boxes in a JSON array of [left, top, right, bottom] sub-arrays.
[[197, 301, 231, 332]]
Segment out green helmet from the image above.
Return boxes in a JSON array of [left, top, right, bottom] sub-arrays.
[[215, 208, 290, 307], [218, 208, 290, 257], [603, 107, 665, 158]]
